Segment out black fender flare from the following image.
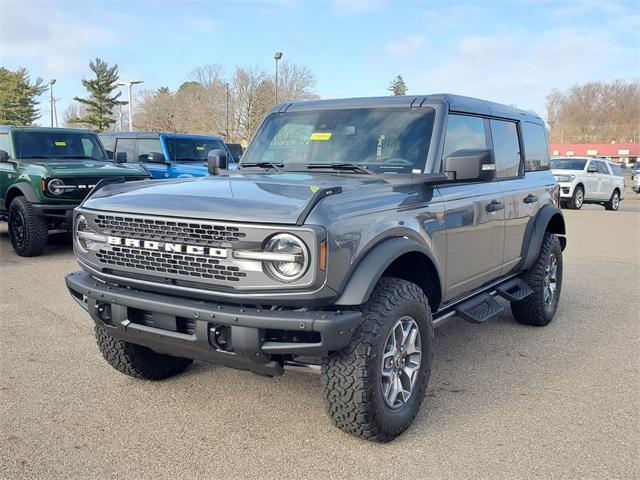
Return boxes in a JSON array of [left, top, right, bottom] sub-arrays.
[[5, 182, 39, 207], [520, 204, 566, 270], [334, 237, 443, 306]]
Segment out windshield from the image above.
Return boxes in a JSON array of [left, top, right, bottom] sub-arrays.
[[164, 136, 226, 162], [241, 107, 435, 174], [13, 130, 107, 161], [550, 158, 587, 170]]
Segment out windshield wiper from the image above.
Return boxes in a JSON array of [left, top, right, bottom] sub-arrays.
[[20, 155, 57, 159], [175, 157, 205, 162], [240, 161, 284, 172], [305, 163, 373, 174]]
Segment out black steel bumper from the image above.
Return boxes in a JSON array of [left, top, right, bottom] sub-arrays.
[[65, 271, 363, 376], [32, 204, 77, 226]]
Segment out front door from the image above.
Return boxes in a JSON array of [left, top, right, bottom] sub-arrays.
[[136, 138, 169, 179], [439, 114, 505, 301]]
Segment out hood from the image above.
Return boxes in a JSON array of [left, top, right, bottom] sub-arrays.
[[29, 160, 148, 177], [82, 172, 392, 224]]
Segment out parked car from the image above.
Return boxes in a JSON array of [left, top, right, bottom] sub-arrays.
[[225, 143, 243, 162], [633, 171, 640, 193], [551, 157, 625, 210], [66, 94, 566, 442], [631, 161, 640, 180], [99, 132, 237, 179], [0, 126, 149, 256]]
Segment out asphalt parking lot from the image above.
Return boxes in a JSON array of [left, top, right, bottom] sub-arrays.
[[1, 197, 639, 480]]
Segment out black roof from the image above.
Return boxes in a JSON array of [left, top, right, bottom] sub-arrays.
[[99, 131, 224, 140], [269, 94, 543, 124]]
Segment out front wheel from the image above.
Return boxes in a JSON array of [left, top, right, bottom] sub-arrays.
[[568, 185, 584, 209], [8, 197, 48, 257], [604, 190, 620, 211], [322, 278, 433, 442], [511, 233, 563, 326]]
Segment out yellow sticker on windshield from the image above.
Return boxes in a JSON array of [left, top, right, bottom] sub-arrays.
[[196, 146, 205, 151], [310, 186, 320, 193], [54, 141, 66, 147], [310, 132, 332, 141]]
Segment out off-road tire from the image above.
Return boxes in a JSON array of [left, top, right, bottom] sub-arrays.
[[95, 325, 193, 380], [8, 197, 48, 257], [511, 233, 563, 326], [568, 185, 584, 210], [604, 189, 620, 211], [322, 278, 433, 442]]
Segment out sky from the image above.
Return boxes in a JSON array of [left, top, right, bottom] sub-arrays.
[[1, 0, 639, 125]]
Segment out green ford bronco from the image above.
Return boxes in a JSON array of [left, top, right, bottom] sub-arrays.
[[0, 126, 149, 257]]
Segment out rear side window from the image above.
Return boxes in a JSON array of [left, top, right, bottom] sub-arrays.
[[100, 136, 115, 160], [137, 138, 163, 162], [522, 122, 549, 171], [115, 138, 136, 163], [442, 114, 487, 159], [490, 119, 521, 178]]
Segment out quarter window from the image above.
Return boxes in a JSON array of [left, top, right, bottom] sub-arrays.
[[137, 138, 163, 162], [115, 138, 136, 163], [490, 119, 521, 178], [442, 114, 487, 159]]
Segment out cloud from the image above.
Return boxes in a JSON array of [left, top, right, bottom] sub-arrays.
[[383, 35, 426, 58]]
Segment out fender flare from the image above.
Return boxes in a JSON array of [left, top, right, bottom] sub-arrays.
[[520, 204, 566, 270], [334, 237, 443, 306], [5, 182, 39, 207]]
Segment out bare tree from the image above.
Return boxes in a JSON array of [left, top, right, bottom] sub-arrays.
[[134, 87, 178, 133]]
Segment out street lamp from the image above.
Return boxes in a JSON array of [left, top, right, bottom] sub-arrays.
[[117, 80, 144, 132], [274, 51, 283, 105], [49, 79, 56, 127]]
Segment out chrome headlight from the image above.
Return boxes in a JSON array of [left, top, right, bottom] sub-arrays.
[[555, 175, 574, 183], [263, 233, 309, 282], [47, 178, 65, 195]]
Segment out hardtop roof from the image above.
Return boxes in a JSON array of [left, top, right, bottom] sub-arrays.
[[99, 131, 224, 140], [0, 125, 94, 134]]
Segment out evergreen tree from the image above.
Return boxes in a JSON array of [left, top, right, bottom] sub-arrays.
[[0, 67, 47, 125], [70, 58, 126, 131], [387, 75, 408, 96]]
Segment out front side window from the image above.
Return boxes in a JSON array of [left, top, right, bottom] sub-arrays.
[[115, 138, 136, 163], [593, 160, 609, 174], [522, 122, 549, 171], [442, 114, 487, 159], [137, 138, 163, 162], [12, 130, 107, 161], [243, 107, 435, 174], [100, 136, 115, 160], [164, 136, 226, 162], [490, 119, 521, 178]]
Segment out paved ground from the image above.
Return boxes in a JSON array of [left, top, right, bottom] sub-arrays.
[[1, 197, 639, 480]]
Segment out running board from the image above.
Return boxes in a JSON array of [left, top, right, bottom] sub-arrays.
[[455, 294, 504, 324], [494, 277, 533, 302]]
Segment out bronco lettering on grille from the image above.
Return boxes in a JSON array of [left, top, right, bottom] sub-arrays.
[[107, 236, 228, 258]]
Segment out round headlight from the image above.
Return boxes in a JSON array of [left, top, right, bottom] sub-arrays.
[[74, 214, 90, 252], [263, 233, 309, 282], [47, 178, 65, 195]]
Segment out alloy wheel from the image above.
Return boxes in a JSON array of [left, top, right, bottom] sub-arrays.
[[543, 253, 558, 308]]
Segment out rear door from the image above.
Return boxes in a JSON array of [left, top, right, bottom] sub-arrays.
[[136, 138, 168, 178], [594, 160, 614, 199], [439, 114, 505, 300]]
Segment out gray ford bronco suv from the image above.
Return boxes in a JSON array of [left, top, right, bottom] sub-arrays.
[[66, 94, 566, 442]]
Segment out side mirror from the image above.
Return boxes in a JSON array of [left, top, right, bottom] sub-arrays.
[[115, 151, 127, 163], [208, 149, 228, 175], [444, 149, 494, 182], [587, 164, 598, 173], [147, 152, 167, 164], [0, 150, 9, 162]]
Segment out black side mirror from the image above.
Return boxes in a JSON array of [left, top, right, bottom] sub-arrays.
[[147, 152, 166, 164], [115, 151, 127, 163], [208, 149, 228, 175], [444, 149, 494, 182], [587, 164, 598, 173], [0, 150, 9, 162]]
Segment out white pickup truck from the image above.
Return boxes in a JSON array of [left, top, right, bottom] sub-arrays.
[[551, 157, 625, 211]]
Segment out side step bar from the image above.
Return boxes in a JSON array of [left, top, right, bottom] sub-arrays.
[[495, 277, 533, 302]]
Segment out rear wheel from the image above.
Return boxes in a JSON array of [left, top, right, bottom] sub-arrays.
[[8, 197, 48, 257], [568, 185, 584, 210], [322, 278, 433, 442], [511, 233, 563, 326], [95, 325, 193, 380], [604, 190, 620, 211]]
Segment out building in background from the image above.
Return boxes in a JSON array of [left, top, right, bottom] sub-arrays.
[[549, 143, 639, 165]]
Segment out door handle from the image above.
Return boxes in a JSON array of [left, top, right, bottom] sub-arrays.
[[523, 194, 538, 204], [486, 200, 505, 212]]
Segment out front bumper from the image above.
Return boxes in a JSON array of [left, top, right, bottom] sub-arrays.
[[556, 182, 575, 198], [32, 203, 77, 227], [65, 271, 362, 376]]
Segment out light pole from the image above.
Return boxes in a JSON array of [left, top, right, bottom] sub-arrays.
[[49, 79, 56, 127], [226, 82, 230, 140], [118, 80, 143, 131], [274, 51, 283, 105]]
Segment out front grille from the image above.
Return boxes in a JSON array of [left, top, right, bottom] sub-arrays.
[[96, 245, 247, 282], [95, 214, 246, 246]]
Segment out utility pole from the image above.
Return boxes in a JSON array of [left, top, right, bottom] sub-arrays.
[[118, 80, 144, 132], [49, 79, 56, 127], [274, 51, 283, 105], [226, 82, 230, 140]]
